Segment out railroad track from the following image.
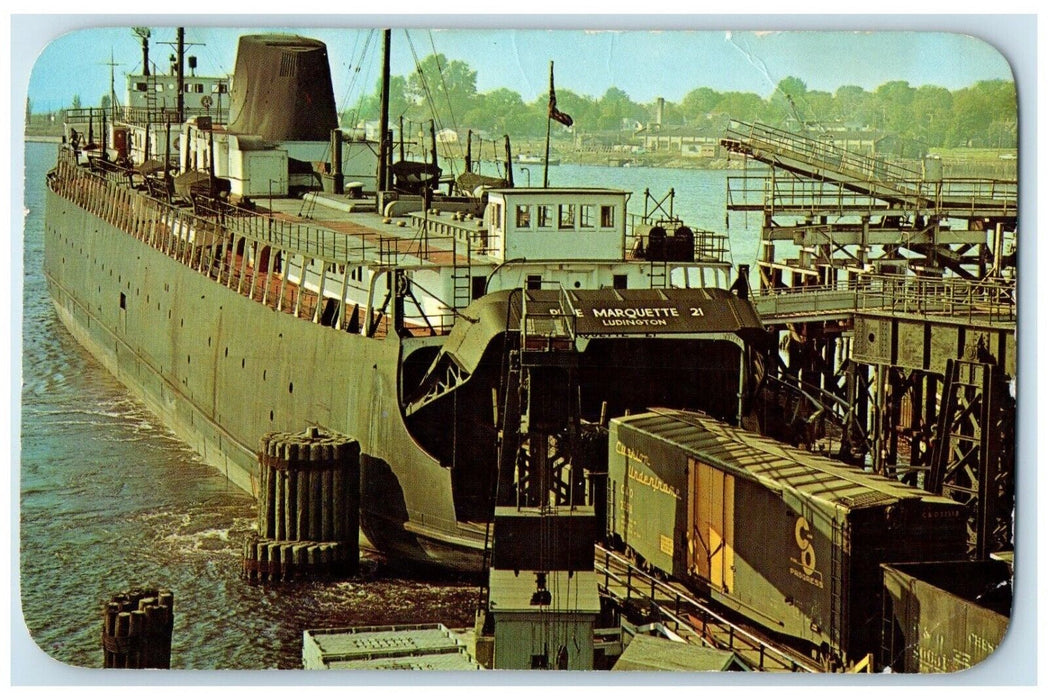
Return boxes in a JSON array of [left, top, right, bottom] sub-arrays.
[[594, 545, 821, 673]]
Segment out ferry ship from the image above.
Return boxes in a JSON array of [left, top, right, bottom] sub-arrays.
[[42, 31, 764, 571]]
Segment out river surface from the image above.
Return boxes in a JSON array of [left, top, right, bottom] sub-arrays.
[[17, 140, 760, 672]]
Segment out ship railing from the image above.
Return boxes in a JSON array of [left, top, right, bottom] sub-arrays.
[[520, 283, 578, 353], [118, 105, 229, 127], [48, 160, 442, 338], [410, 209, 500, 259], [625, 215, 731, 264]]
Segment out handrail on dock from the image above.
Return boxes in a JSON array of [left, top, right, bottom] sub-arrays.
[[723, 121, 1017, 216], [594, 544, 819, 672], [753, 273, 1016, 324], [724, 120, 922, 187]]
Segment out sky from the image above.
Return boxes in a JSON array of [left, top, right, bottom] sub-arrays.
[[19, 19, 1016, 114]]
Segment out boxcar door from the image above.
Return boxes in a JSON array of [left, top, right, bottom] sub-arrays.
[[688, 458, 734, 592]]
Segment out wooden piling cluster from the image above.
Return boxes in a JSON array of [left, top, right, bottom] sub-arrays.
[[101, 589, 174, 669], [243, 427, 361, 582]]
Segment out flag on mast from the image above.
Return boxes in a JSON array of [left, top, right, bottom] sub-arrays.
[[548, 62, 573, 127]]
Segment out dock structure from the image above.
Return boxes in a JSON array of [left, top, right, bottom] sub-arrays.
[[243, 427, 361, 582], [723, 121, 1016, 558], [101, 589, 174, 669]]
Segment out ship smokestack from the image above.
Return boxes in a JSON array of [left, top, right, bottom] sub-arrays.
[[227, 35, 338, 141]]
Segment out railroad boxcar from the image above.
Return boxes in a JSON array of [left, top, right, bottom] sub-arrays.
[[606, 408, 968, 665]]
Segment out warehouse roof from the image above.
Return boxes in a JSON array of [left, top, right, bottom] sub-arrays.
[[612, 634, 750, 672]]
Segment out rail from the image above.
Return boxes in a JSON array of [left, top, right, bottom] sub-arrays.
[[723, 121, 1016, 216], [48, 150, 463, 338], [752, 274, 1016, 324], [594, 545, 819, 672], [64, 106, 228, 129], [55, 152, 485, 269], [724, 120, 922, 187], [520, 283, 578, 352], [625, 214, 732, 264], [727, 172, 1016, 218]]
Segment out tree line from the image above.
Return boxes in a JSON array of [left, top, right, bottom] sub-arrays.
[[343, 54, 1017, 149]]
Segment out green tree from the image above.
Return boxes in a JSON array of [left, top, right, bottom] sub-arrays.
[[595, 86, 642, 131], [407, 53, 478, 128], [874, 80, 916, 132], [681, 87, 720, 122], [833, 85, 872, 127], [770, 76, 808, 124], [911, 85, 953, 146], [712, 92, 765, 122]]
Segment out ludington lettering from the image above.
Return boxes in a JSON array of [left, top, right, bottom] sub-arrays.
[[593, 306, 679, 327]]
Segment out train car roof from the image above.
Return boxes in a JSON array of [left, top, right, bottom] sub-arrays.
[[611, 409, 958, 512]]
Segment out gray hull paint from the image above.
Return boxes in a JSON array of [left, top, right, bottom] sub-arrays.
[[43, 187, 486, 571]]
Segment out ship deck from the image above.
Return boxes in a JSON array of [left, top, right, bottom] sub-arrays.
[[259, 192, 488, 269]]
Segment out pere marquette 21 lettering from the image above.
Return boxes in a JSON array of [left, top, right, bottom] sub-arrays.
[[589, 306, 704, 327]]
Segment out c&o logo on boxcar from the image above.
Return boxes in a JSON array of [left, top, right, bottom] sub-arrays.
[[789, 516, 824, 588]]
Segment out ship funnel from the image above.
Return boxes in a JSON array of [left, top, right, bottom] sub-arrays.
[[227, 34, 338, 141]]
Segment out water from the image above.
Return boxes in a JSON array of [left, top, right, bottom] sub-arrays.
[[18, 141, 760, 671], [18, 141, 478, 671]]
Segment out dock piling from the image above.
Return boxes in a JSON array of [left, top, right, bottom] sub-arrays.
[[244, 428, 361, 582]]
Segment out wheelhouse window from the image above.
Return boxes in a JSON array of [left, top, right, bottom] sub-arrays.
[[515, 204, 532, 228], [579, 205, 594, 229], [558, 204, 575, 230], [600, 205, 615, 228], [526, 274, 542, 290], [537, 205, 553, 228]]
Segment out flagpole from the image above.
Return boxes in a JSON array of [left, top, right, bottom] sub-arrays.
[[544, 61, 553, 188]]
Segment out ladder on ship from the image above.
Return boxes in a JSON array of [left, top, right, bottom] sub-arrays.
[[451, 259, 473, 311], [649, 260, 668, 289]]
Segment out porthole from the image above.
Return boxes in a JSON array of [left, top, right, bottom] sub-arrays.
[[288, 382, 294, 394]]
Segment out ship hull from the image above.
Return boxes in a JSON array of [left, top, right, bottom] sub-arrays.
[[43, 186, 487, 572]]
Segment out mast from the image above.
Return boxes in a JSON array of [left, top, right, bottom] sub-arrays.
[[543, 61, 553, 188], [107, 50, 118, 121], [176, 28, 185, 123], [377, 28, 391, 203], [504, 135, 514, 187]]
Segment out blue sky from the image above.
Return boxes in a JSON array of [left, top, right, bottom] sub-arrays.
[[20, 19, 1015, 114]]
